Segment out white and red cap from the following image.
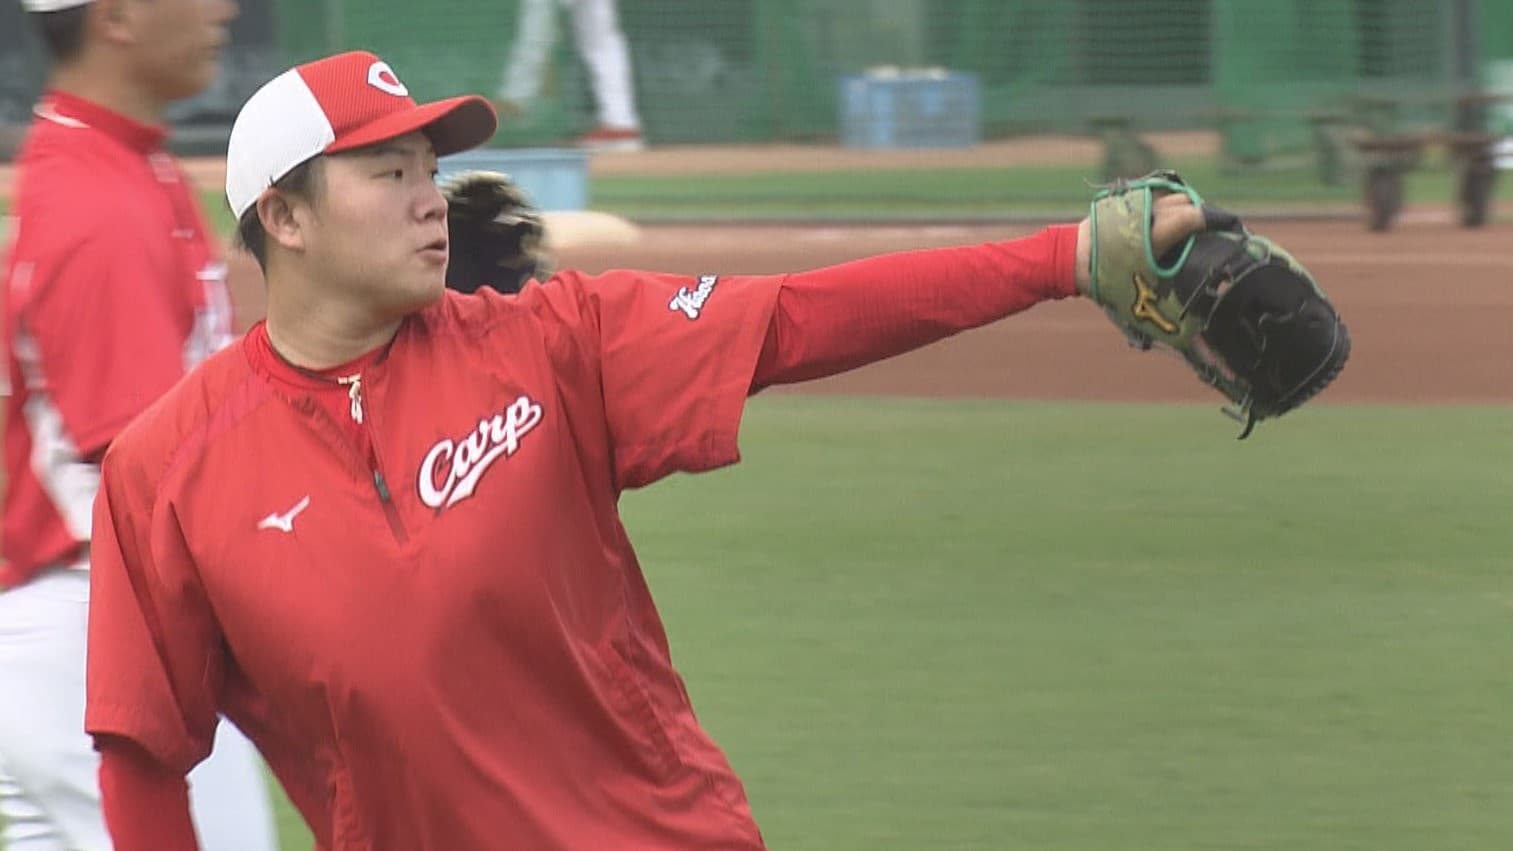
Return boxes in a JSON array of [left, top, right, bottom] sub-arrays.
[[20, 0, 94, 10], [226, 50, 497, 219]]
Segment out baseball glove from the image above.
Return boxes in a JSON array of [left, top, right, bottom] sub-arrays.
[[1083, 170, 1349, 438], [440, 170, 552, 295]]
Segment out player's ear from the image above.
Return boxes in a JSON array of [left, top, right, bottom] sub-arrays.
[[92, 0, 137, 47], [257, 190, 307, 255]]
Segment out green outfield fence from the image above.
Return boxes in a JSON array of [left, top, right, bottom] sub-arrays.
[[0, 0, 1500, 158]]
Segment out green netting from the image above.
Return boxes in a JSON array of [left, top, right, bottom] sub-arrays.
[[1483, 1, 1513, 135], [0, 0, 1478, 160], [1488, 2, 1513, 61], [264, 0, 1467, 150]]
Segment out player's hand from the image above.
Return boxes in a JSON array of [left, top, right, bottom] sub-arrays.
[[1074, 192, 1206, 294]]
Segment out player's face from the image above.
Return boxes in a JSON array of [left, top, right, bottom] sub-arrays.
[[122, 0, 238, 102], [303, 132, 450, 317]]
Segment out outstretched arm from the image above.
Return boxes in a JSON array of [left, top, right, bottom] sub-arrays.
[[752, 197, 1206, 389]]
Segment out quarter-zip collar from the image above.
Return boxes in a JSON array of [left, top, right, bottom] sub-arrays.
[[242, 320, 393, 396]]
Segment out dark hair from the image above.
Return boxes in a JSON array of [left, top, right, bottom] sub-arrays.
[[30, 6, 91, 65], [233, 158, 325, 271]]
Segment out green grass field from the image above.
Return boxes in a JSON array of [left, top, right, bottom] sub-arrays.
[[587, 162, 1340, 220], [245, 397, 1510, 850], [5, 156, 1510, 225], [5, 150, 1510, 844], [1, 398, 1507, 849], [141, 159, 1512, 226], [588, 160, 1509, 221]]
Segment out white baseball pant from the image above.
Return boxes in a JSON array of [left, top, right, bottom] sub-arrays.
[[498, 0, 642, 130], [0, 567, 277, 851]]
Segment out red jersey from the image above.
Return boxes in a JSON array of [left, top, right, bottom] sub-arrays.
[[0, 91, 232, 587], [88, 228, 1078, 850]]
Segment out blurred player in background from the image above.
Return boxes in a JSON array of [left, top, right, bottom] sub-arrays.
[[0, 1, 275, 849], [496, 0, 645, 150], [84, 50, 1207, 849]]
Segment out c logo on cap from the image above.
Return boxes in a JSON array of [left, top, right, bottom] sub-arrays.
[[367, 61, 410, 97]]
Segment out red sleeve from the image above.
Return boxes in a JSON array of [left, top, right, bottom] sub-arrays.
[[752, 224, 1078, 388], [86, 447, 222, 774], [525, 226, 1073, 491], [526, 269, 782, 491], [98, 737, 199, 851], [20, 225, 191, 457]]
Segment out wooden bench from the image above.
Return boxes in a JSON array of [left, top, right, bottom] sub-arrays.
[[1346, 91, 1510, 231], [1084, 90, 1509, 230], [1208, 107, 1364, 184], [1348, 90, 1509, 135], [1089, 107, 1372, 185]]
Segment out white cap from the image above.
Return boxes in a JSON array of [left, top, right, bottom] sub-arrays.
[[20, 0, 93, 11], [225, 50, 497, 219]]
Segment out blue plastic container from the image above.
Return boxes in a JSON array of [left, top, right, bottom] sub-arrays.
[[839, 71, 982, 149], [437, 148, 590, 211]]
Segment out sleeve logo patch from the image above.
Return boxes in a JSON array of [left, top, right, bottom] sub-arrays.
[[669, 275, 718, 320]]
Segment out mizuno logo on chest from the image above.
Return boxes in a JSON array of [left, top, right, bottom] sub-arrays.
[[418, 395, 544, 510]]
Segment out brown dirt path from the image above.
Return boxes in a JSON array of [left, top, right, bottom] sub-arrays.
[[0, 132, 1217, 198], [225, 219, 1512, 405], [6, 133, 1504, 406]]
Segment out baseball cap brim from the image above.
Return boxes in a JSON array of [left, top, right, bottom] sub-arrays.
[[324, 94, 497, 158], [22, 0, 95, 11]]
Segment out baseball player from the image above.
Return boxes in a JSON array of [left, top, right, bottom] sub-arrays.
[[0, 1, 275, 849], [85, 51, 1206, 850], [496, 0, 644, 149]]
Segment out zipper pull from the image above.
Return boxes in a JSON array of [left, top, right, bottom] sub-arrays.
[[373, 469, 392, 502], [338, 374, 364, 424]]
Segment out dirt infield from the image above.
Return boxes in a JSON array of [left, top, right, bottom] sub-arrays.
[[226, 219, 1512, 406], [0, 132, 1220, 196], [3, 132, 1500, 407]]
